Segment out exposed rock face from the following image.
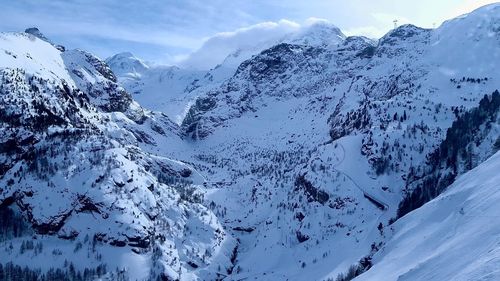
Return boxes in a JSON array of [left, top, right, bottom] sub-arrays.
[[25, 27, 65, 51], [62, 49, 134, 113], [25, 27, 52, 43]]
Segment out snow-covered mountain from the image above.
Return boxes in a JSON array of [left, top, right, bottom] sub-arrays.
[[106, 52, 205, 123], [1, 3, 500, 281], [107, 20, 346, 124], [176, 3, 499, 280], [0, 31, 235, 281], [105, 52, 149, 80]]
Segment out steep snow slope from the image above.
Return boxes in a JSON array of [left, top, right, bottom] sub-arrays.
[[0, 32, 235, 280], [355, 151, 500, 281], [0, 32, 73, 82]]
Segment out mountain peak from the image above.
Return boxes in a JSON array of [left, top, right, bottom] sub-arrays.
[[290, 19, 346, 47], [25, 27, 50, 42], [378, 24, 430, 46], [110, 51, 138, 60], [24, 27, 66, 51], [106, 52, 149, 79]]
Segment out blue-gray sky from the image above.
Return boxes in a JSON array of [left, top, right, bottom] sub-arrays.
[[0, 0, 496, 66]]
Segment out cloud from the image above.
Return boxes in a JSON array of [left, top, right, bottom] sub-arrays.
[[179, 19, 301, 69], [0, 0, 263, 64], [179, 17, 345, 70], [0, 0, 495, 66], [304, 17, 333, 26]]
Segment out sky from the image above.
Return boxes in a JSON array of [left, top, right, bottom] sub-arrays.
[[0, 0, 497, 68]]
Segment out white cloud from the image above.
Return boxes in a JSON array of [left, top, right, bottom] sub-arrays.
[[179, 19, 302, 69], [179, 17, 346, 70], [1, 0, 495, 66], [304, 17, 332, 27]]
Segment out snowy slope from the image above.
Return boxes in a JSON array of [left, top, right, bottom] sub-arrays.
[[105, 52, 149, 80], [0, 31, 235, 280], [0, 32, 73, 82], [106, 52, 206, 123], [355, 151, 500, 281]]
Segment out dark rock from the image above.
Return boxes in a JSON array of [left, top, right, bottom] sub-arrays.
[[357, 46, 376, 58], [232, 226, 255, 233], [179, 168, 192, 178], [295, 212, 305, 222], [58, 230, 79, 240], [110, 239, 127, 247], [0, 195, 16, 209], [114, 181, 126, 188], [187, 261, 199, 269], [31, 210, 73, 235], [126, 235, 150, 248], [55, 45, 66, 52], [182, 97, 217, 140], [75, 194, 105, 217], [296, 231, 310, 243], [25, 27, 51, 43]]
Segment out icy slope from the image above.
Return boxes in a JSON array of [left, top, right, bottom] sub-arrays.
[[355, 151, 500, 281]]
